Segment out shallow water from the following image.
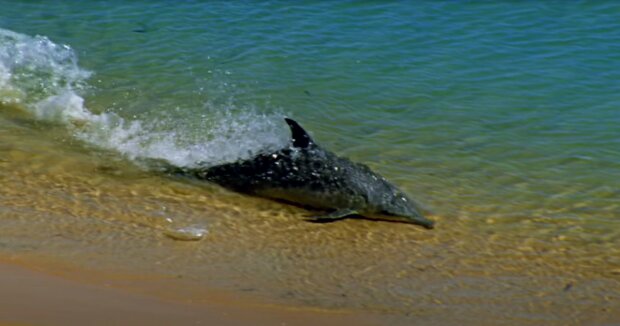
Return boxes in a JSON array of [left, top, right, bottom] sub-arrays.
[[1, 1, 619, 324]]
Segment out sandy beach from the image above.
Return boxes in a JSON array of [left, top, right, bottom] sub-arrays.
[[2, 2, 620, 324], [0, 259, 374, 326]]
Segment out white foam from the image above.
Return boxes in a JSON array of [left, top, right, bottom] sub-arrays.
[[0, 28, 288, 168]]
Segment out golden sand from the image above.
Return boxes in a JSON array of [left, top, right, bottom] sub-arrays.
[[1, 109, 619, 324]]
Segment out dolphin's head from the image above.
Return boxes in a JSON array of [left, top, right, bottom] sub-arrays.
[[372, 191, 435, 229]]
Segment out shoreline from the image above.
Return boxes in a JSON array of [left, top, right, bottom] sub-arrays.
[[0, 258, 374, 326], [5, 253, 619, 326], [1, 110, 619, 325]]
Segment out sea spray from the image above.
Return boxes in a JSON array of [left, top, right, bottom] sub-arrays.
[[0, 28, 288, 168], [0, 29, 90, 105]]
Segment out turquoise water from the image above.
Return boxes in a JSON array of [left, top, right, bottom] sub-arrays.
[[1, 1, 620, 322], [2, 1, 618, 225]]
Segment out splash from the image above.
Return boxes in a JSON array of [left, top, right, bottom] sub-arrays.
[[0, 28, 288, 168]]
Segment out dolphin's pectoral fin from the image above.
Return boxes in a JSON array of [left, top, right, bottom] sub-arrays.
[[305, 209, 358, 223]]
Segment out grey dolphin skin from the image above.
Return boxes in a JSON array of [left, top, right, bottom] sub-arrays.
[[182, 118, 434, 229]]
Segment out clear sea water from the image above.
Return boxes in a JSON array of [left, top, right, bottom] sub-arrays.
[[1, 1, 619, 323]]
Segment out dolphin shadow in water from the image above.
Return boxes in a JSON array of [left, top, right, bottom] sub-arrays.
[[174, 118, 435, 229]]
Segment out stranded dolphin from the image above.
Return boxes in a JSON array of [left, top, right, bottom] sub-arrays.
[[178, 118, 434, 229]]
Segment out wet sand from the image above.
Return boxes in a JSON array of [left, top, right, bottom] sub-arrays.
[[1, 110, 620, 325], [0, 260, 372, 326]]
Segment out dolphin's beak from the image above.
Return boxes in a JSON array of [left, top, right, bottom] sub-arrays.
[[407, 210, 435, 229], [418, 217, 435, 229]]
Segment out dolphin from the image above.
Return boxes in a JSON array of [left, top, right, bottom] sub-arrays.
[[179, 118, 434, 229]]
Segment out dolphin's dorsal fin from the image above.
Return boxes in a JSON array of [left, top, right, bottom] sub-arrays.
[[285, 118, 314, 148]]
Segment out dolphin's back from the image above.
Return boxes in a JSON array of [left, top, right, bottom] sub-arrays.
[[197, 146, 376, 211]]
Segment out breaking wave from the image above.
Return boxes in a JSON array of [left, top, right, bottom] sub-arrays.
[[0, 28, 288, 168]]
